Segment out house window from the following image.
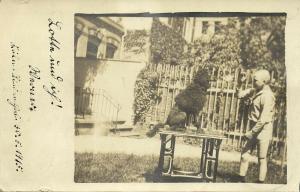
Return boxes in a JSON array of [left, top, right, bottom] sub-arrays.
[[215, 21, 222, 34], [106, 43, 117, 59], [74, 29, 82, 55], [87, 35, 101, 59], [202, 21, 209, 34]]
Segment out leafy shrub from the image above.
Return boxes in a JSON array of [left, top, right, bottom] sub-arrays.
[[133, 67, 160, 124]]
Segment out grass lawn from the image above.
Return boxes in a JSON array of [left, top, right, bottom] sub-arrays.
[[74, 152, 286, 184]]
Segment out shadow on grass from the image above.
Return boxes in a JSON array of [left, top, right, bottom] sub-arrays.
[[216, 161, 287, 184], [144, 165, 233, 183], [74, 152, 286, 184], [142, 169, 158, 182], [143, 168, 208, 183]]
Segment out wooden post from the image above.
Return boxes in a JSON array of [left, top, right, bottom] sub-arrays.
[[190, 66, 194, 84], [154, 63, 162, 122], [170, 65, 176, 108], [238, 70, 250, 148], [163, 65, 172, 122], [222, 68, 232, 132], [206, 68, 215, 129], [228, 68, 238, 145], [94, 89, 100, 115], [218, 68, 225, 131], [233, 68, 241, 147], [156, 134, 167, 181], [211, 68, 221, 130]]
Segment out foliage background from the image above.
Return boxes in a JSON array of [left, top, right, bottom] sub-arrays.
[[124, 29, 149, 54], [132, 67, 160, 124], [150, 18, 186, 65], [131, 16, 286, 126]]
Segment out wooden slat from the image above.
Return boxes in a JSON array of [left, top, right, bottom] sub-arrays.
[[275, 101, 284, 139], [164, 65, 172, 121], [190, 66, 194, 83], [170, 65, 176, 108], [226, 69, 233, 143], [222, 68, 232, 132], [183, 65, 188, 87], [95, 89, 101, 114], [230, 68, 239, 145], [206, 68, 215, 129], [155, 63, 163, 122], [238, 70, 250, 147], [211, 67, 221, 129]]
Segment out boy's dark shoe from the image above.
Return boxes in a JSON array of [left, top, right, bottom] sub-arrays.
[[232, 175, 246, 183], [255, 180, 265, 184]]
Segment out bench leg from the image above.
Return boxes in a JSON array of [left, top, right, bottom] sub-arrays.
[[155, 134, 167, 181]]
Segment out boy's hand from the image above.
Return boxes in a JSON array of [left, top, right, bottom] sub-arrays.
[[244, 131, 254, 140], [237, 88, 254, 99]]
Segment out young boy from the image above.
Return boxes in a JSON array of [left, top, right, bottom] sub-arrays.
[[237, 69, 275, 183]]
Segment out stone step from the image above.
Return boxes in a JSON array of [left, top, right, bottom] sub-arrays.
[[75, 122, 94, 129], [109, 123, 134, 132], [112, 120, 126, 125], [75, 118, 127, 129], [118, 132, 141, 137], [109, 127, 133, 132]]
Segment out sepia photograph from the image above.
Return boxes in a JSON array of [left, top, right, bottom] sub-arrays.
[[3, 0, 300, 191], [73, 13, 287, 184]]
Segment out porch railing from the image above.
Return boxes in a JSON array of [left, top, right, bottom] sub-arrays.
[[75, 87, 121, 126]]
